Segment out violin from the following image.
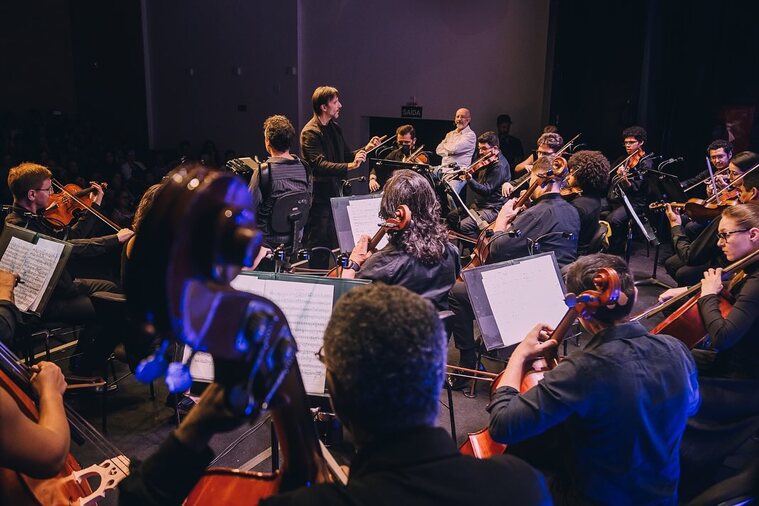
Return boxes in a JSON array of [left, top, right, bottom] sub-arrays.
[[127, 165, 339, 504], [459, 267, 622, 459], [462, 157, 568, 274], [648, 198, 738, 223], [0, 340, 130, 505], [327, 205, 412, 277], [45, 180, 121, 233], [442, 150, 499, 182], [403, 145, 429, 164]]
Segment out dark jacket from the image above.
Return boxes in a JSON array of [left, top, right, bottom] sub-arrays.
[[300, 116, 354, 204], [467, 152, 510, 211]]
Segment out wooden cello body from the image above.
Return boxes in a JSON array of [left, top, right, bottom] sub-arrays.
[[127, 164, 336, 504], [459, 268, 621, 459]]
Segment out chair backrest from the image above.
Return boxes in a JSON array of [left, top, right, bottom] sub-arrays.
[[269, 190, 311, 236], [586, 220, 611, 253]]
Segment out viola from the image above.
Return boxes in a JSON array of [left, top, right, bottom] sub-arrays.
[[45, 180, 121, 233], [442, 149, 500, 182], [126, 165, 339, 504], [462, 157, 568, 274], [459, 267, 622, 458], [0, 340, 130, 505], [327, 204, 411, 277]]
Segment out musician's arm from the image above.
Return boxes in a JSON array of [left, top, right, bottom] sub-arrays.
[[698, 274, 759, 351], [467, 163, 509, 196], [514, 153, 535, 174], [0, 363, 69, 478], [488, 357, 579, 444]]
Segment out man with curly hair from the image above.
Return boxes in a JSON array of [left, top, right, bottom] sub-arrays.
[[562, 151, 610, 255], [341, 170, 460, 310]]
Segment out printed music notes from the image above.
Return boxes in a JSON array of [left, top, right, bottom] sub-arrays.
[[0, 236, 65, 312], [345, 196, 388, 250], [231, 276, 334, 394]]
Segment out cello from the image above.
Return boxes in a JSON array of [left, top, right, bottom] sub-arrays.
[[631, 247, 759, 348], [458, 268, 622, 458], [126, 165, 339, 504], [0, 340, 130, 505]]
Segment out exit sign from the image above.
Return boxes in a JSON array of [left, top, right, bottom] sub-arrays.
[[401, 105, 423, 118]]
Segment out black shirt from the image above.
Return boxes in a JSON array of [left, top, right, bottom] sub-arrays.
[[119, 427, 552, 506], [488, 321, 700, 505], [358, 242, 460, 310], [670, 217, 726, 268], [467, 152, 510, 211], [698, 263, 759, 379], [607, 155, 654, 212], [566, 193, 601, 255], [489, 193, 580, 268], [300, 117, 354, 204]]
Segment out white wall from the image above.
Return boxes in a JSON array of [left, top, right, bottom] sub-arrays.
[[144, 0, 550, 155]]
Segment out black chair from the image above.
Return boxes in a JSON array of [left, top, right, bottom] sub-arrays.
[[268, 190, 311, 262], [586, 220, 611, 254]]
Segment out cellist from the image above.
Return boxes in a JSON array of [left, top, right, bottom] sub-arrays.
[[488, 254, 700, 505], [448, 155, 579, 389], [0, 269, 71, 479], [119, 284, 552, 506]]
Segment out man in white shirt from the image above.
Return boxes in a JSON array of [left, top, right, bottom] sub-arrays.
[[436, 108, 476, 170]]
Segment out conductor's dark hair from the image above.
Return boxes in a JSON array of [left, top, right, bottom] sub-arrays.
[[263, 115, 296, 153], [564, 253, 636, 325], [622, 126, 647, 143], [568, 150, 610, 197], [323, 283, 446, 434], [311, 86, 339, 115], [477, 131, 500, 148]]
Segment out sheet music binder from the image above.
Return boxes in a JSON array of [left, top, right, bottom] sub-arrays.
[[187, 272, 370, 397], [461, 252, 567, 351], [330, 193, 383, 252], [0, 223, 73, 317]]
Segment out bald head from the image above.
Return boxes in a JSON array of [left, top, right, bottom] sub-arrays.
[[455, 108, 471, 131]]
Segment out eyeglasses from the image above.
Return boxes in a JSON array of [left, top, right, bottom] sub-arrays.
[[623, 141, 639, 146], [33, 187, 53, 193], [315, 345, 325, 364], [716, 229, 749, 241]]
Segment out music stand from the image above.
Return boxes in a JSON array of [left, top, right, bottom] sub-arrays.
[[632, 171, 676, 289]]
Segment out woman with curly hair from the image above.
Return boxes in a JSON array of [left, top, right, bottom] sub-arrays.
[[341, 169, 460, 310], [563, 150, 610, 255]]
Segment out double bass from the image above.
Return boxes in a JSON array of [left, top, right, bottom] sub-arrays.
[[0, 340, 130, 505], [126, 165, 341, 504], [458, 268, 622, 459]]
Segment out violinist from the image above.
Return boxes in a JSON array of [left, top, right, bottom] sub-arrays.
[[602, 126, 653, 255], [5, 163, 134, 375], [341, 170, 460, 311], [448, 155, 579, 388], [663, 151, 759, 286], [562, 150, 610, 255], [680, 139, 733, 197], [502, 132, 563, 197], [447, 131, 511, 239], [300, 86, 382, 250], [119, 284, 551, 505], [488, 253, 700, 505], [369, 124, 418, 192]]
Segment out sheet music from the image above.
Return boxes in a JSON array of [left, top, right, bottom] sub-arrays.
[[0, 237, 65, 312], [346, 197, 388, 250], [479, 255, 567, 347], [182, 347, 215, 383], [231, 275, 334, 394]]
